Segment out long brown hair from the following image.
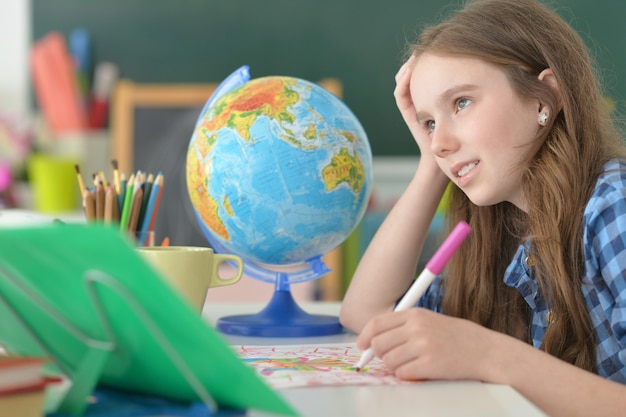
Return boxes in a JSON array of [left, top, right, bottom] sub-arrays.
[[411, 0, 625, 372]]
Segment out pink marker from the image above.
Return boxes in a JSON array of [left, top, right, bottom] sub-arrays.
[[355, 220, 472, 371]]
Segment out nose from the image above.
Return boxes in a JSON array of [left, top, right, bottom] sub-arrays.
[[430, 121, 458, 157]]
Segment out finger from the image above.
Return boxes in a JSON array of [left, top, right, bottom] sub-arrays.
[[370, 320, 417, 364], [374, 309, 431, 364], [393, 342, 450, 381], [356, 310, 407, 350], [395, 54, 417, 83], [395, 62, 411, 83], [394, 355, 431, 381], [394, 68, 416, 118]]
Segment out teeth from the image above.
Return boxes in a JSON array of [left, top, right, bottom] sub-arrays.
[[457, 162, 477, 177]]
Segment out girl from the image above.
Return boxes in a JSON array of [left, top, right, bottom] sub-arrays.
[[339, 0, 626, 415]]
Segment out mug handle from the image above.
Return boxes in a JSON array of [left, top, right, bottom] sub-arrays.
[[210, 254, 244, 286]]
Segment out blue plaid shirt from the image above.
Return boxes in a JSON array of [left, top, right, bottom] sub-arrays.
[[418, 159, 626, 383]]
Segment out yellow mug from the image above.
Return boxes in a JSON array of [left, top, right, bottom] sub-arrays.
[[137, 246, 244, 312], [27, 154, 79, 213]]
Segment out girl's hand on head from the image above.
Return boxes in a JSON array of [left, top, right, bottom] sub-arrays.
[[394, 56, 420, 138], [394, 56, 443, 177], [356, 308, 500, 382]]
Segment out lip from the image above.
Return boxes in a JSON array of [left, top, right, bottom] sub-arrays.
[[450, 160, 479, 186]]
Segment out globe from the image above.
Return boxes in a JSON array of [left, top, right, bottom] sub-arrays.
[[186, 75, 373, 270]]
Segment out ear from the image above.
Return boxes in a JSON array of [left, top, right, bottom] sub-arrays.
[[538, 68, 563, 113]]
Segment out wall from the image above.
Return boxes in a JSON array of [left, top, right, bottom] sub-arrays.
[[29, 0, 432, 156], [29, 0, 626, 157]]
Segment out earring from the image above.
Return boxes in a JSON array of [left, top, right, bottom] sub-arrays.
[[538, 112, 549, 125]]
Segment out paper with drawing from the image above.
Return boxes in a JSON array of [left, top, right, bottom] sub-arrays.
[[234, 343, 418, 389]]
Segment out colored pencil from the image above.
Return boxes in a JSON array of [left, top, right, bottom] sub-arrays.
[[103, 185, 120, 224], [139, 172, 163, 236], [95, 182, 105, 220], [138, 172, 154, 229], [127, 187, 143, 233], [118, 171, 127, 210], [146, 174, 164, 236], [104, 186, 114, 224], [74, 164, 86, 197], [83, 190, 96, 222], [119, 173, 135, 231], [98, 171, 108, 188], [111, 186, 120, 222], [111, 159, 121, 194]]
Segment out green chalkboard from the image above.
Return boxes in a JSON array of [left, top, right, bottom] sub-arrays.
[[33, 0, 626, 156]]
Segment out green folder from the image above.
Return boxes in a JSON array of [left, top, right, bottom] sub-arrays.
[[0, 223, 296, 416]]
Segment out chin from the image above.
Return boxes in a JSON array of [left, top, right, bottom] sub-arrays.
[[465, 193, 500, 207]]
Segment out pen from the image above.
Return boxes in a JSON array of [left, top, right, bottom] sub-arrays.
[[355, 220, 472, 371]]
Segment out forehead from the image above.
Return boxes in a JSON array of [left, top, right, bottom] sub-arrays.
[[410, 53, 510, 102]]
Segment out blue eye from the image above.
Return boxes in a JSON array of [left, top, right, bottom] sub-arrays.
[[426, 120, 436, 133], [456, 98, 471, 111]]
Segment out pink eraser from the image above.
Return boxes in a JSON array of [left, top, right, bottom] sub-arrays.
[[425, 221, 472, 275]]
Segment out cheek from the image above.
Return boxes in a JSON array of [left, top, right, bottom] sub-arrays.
[[460, 125, 499, 155], [436, 159, 454, 180], [468, 113, 528, 154], [500, 103, 539, 147]]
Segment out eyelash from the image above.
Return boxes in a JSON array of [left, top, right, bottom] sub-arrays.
[[423, 97, 471, 134]]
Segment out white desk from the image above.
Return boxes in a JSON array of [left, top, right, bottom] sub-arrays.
[[203, 302, 547, 417]]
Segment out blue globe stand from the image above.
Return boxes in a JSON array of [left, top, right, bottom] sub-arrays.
[[196, 216, 344, 337], [216, 269, 343, 338], [215, 254, 344, 337]]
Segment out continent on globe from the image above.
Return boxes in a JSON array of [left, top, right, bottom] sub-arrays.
[[322, 148, 366, 195], [187, 76, 373, 267]]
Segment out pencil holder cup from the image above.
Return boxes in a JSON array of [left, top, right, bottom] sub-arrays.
[[136, 246, 244, 312], [27, 154, 79, 214]]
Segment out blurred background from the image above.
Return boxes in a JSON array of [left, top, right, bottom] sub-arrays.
[[0, 0, 624, 301], [2, 0, 625, 158]]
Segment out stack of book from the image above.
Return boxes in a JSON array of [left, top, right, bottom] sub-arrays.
[[0, 355, 48, 417]]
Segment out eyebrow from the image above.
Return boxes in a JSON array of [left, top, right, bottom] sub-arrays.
[[439, 83, 478, 104], [415, 83, 479, 122]]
